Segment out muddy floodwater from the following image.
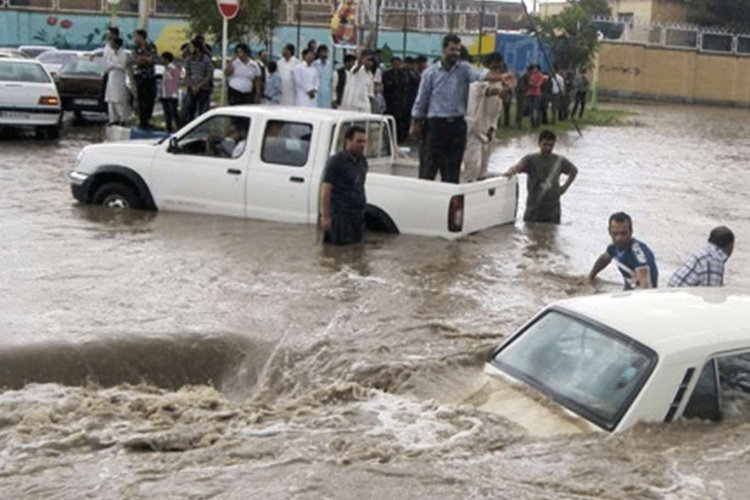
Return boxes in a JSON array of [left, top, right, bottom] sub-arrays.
[[1, 104, 750, 499]]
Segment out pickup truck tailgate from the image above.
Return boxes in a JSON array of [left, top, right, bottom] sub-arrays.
[[459, 175, 518, 234]]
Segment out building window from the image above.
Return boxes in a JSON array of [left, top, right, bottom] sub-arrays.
[[59, 0, 100, 11]]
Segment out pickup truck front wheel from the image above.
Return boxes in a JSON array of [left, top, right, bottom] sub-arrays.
[[93, 182, 141, 209]]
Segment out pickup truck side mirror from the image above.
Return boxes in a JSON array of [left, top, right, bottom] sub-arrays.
[[167, 136, 179, 154]]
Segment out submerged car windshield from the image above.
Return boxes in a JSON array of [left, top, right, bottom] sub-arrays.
[[491, 310, 657, 431]]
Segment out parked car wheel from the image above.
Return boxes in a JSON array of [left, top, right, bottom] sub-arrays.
[[92, 182, 140, 209]]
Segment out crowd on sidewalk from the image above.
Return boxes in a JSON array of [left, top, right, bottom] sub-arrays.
[[98, 26, 593, 144]]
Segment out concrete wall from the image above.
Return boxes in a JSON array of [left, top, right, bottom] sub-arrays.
[[597, 41, 750, 105]]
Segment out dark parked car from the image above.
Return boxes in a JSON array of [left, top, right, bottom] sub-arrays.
[[55, 57, 106, 118]]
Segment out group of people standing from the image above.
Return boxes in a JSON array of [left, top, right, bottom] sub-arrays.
[[100, 26, 215, 132], [513, 64, 590, 130]]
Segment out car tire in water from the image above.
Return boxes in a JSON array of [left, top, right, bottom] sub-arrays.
[[92, 182, 141, 209]]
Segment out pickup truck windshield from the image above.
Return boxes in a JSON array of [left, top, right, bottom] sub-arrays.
[[492, 310, 657, 430]]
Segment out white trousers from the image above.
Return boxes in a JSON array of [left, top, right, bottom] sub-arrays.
[[108, 101, 130, 124], [463, 133, 493, 183]]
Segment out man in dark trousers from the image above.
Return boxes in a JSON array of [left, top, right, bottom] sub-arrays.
[[131, 29, 158, 129], [410, 34, 505, 183], [320, 126, 368, 245], [382, 57, 412, 142]]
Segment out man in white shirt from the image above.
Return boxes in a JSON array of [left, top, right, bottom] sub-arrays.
[[294, 48, 320, 107], [225, 43, 261, 105], [550, 66, 566, 124], [463, 53, 508, 182], [313, 45, 333, 108], [341, 50, 374, 113], [277, 43, 299, 106]]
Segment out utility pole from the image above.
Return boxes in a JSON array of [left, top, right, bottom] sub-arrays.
[[296, 0, 302, 54], [138, 0, 150, 30], [479, 0, 485, 57], [402, 0, 408, 57]]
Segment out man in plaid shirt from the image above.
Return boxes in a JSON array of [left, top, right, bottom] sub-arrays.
[[668, 226, 735, 287]]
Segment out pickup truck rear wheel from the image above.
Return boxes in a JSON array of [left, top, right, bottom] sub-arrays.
[[93, 182, 141, 209]]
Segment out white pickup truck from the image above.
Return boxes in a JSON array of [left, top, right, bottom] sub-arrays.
[[68, 106, 517, 239]]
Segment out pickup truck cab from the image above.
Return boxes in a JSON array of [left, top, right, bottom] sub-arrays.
[[68, 106, 517, 239]]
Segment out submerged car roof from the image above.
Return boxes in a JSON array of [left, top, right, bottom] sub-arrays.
[[552, 288, 750, 357]]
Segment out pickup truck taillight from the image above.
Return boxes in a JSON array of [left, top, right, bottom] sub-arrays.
[[38, 96, 60, 106], [448, 194, 464, 233]]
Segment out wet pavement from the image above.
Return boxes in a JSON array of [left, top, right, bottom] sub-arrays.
[[0, 104, 749, 498]]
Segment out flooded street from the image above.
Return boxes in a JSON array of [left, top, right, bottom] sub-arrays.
[[1, 104, 749, 498]]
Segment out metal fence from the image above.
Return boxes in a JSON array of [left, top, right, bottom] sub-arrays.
[[594, 16, 750, 56]]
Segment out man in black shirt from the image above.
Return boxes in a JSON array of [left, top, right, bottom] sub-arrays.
[[321, 126, 368, 245], [131, 29, 158, 129]]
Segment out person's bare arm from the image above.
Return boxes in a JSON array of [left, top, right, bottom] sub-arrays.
[[587, 253, 612, 283], [635, 267, 652, 289], [560, 164, 578, 196], [320, 182, 332, 231], [503, 159, 527, 178]]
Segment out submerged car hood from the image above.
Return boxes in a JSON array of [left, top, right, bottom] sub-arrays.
[[477, 364, 599, 437], [80, 140, 160, 167]]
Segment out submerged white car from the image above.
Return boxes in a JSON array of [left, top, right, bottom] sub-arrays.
[[484, 288, 750, 434]]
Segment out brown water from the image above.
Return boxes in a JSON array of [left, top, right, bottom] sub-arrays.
[[1, 104, 749, 498]]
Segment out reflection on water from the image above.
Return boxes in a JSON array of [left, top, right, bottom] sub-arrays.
[[0, 103, 749, 497]]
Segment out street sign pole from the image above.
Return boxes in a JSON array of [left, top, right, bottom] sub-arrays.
[[222, 16, 229, 105], [217, 0, 240, 107]]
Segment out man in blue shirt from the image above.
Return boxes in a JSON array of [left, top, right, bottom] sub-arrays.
[[409, 34, 505, 183], [587, 212, 659, 290]]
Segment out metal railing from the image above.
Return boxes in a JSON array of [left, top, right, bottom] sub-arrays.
[[3, 0, 183, 16], [594, 16, 750, 56]]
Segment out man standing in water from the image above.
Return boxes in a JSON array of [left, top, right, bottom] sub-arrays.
[[410, 34, 505, 184], [669, 226, 735, 287], [320, 126, 368, 245], [587, 212, 659, 290], [503, 130, 578, 223]]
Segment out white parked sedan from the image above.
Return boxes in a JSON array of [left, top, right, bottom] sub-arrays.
[[484, 288, 750, 434], [0, 58, 62, 139]]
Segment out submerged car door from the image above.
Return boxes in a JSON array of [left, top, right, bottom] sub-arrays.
[[150, 114, 251, 218], [245, 118, 316, 224]]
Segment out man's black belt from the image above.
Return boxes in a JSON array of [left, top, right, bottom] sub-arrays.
[[427, 116, 464, 123]]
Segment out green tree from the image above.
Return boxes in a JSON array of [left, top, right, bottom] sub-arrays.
[[162, 0, 279, 44], [534, 5, 600, 70], [576, 0, 612, 18], [687, 0, 750, 32]]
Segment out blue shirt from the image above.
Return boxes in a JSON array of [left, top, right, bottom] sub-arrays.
[[411, 61, 487, 119], [264, 73, 282, 104], [607, 238, 659, 290]]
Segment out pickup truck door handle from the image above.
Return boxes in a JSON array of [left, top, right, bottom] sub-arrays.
[[289, 176, 305, 183], [227, 168, 242, 175]]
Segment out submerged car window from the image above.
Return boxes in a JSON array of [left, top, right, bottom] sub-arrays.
[[0, 62, 51, 83], [683, 359, 721, 422], [173, 115, 251, 159], [261, 120, 312, 167], [492, 310, 657, 431]]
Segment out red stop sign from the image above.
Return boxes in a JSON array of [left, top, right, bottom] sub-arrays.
[[217, 0, 240, 19]]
